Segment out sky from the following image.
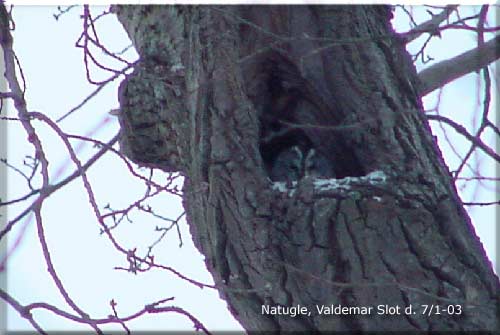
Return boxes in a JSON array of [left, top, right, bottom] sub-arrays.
[[1, 4, 498, 333]]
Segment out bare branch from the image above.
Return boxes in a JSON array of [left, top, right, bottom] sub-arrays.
[[453, 6, 491, 180], [463, 200, 500, 206], [418, 34, 500, 96], [0, 289, 48, 334], [56, 61, 136, 123], [0, 134, 119, 241], [402, 5, 458, 43], [427, 114, 500, 163], [0, 288, 210, 334]]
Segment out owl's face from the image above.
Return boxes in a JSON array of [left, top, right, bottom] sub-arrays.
[[270, 146, 335, 182], [270, 146, 304, 182], [304, 148, 336, 179]]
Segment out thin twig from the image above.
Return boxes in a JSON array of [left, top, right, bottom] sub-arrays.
[[402, 5, 458, 43], [427, 114, 500, 163]]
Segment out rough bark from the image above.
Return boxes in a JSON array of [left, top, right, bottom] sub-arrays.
[[114, 5, 499, 332]]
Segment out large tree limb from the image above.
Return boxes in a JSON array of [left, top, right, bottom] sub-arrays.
[[418, 34, 500, 96]]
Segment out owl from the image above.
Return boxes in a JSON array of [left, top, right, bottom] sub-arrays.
[[270, 146, 335, 182], [304, 148, 336, 179], [270, 146, 303, 182]]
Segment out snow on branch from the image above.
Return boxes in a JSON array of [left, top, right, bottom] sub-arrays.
[[313, 170, 387, 191], [272, 170, 388, 198]]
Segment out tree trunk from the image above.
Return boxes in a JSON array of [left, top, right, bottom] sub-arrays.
[[114, 5, 499, 332]]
